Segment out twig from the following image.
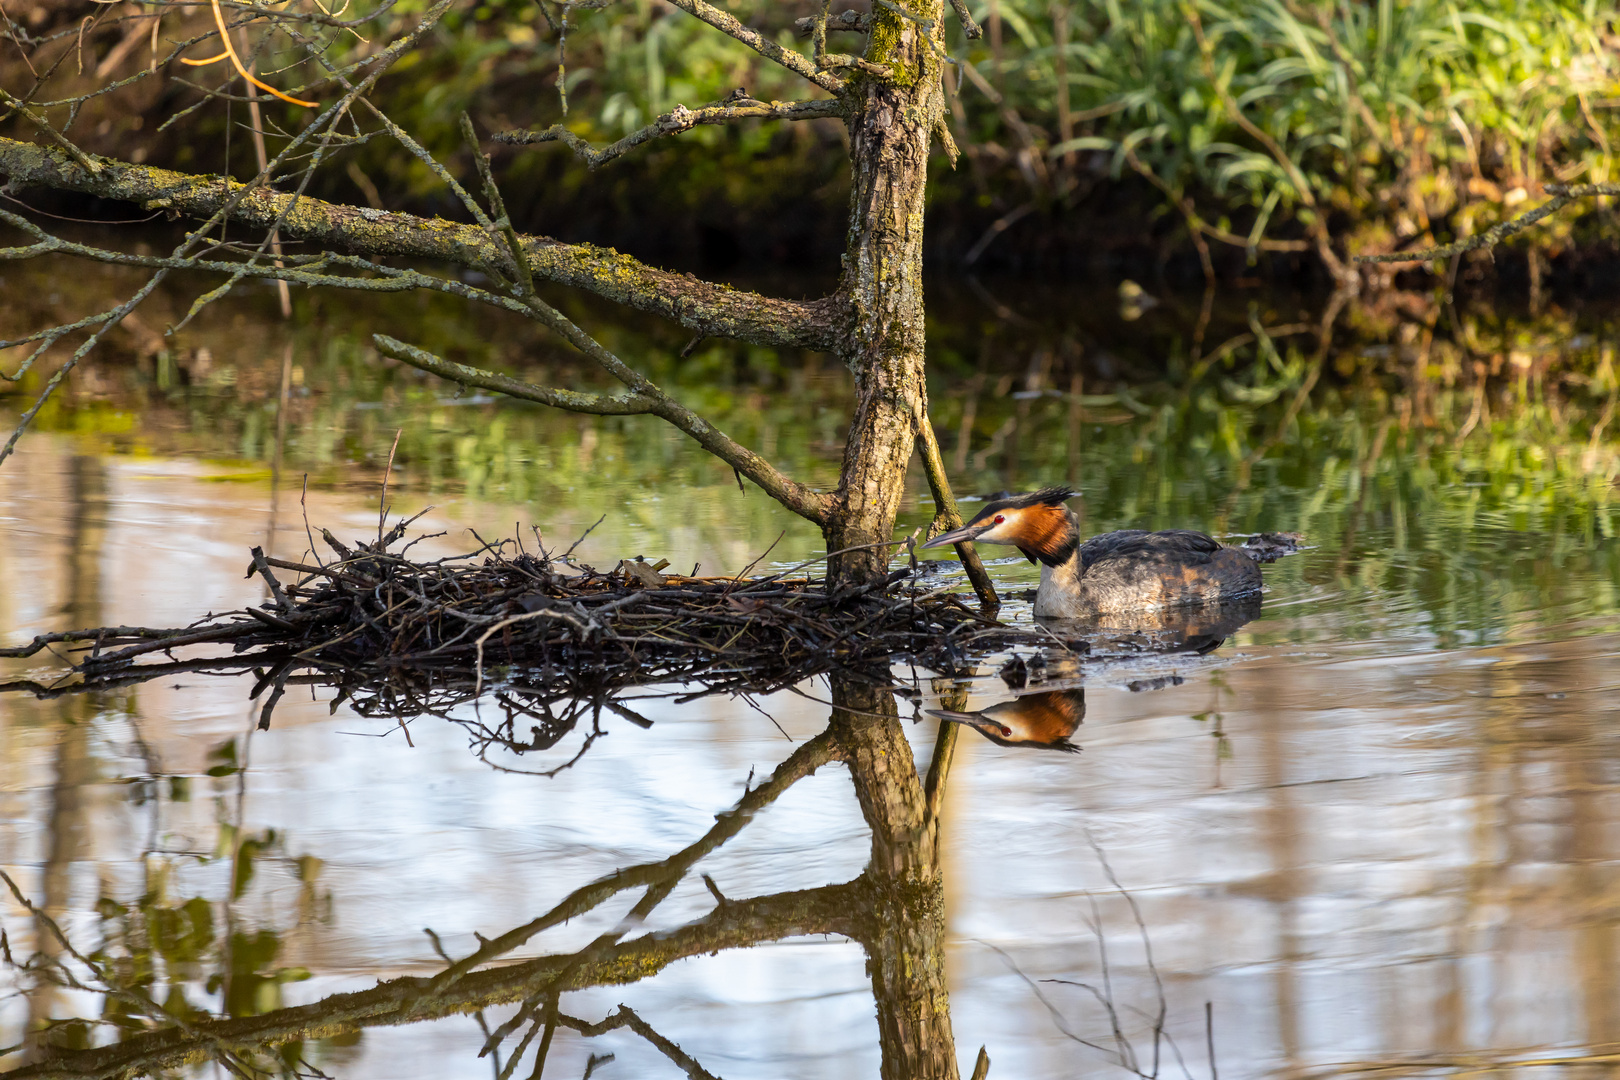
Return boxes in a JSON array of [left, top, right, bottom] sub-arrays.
[[947, 0, 982, 38], [0, 87, 103, 174], [914, 412, 998, 610], [496, 98, 845, 168], [248, 546, 292, 609], [561, 1005, 722, 1080], [663, 0, 845, 94], [372, 336, 831, 525], [378, 428, 403, 546]]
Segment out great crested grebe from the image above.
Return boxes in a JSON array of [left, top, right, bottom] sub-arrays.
[[927, 688, 1085, 752], [922, 486, 1263, 619]]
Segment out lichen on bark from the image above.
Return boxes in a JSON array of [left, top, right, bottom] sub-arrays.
[[824, 1, 951, 588]]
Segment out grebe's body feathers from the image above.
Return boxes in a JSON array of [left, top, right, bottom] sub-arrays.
[[1039, 524, 1260, 617], [924, 489, 1262, 617]]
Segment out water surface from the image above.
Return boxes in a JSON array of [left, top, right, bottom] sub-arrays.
[[3, 266, 1620, 1078]]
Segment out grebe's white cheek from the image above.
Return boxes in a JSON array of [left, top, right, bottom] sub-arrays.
[[975, 512, 1015, 544]]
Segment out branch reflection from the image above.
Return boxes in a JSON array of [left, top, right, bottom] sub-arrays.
[[2, 666, 989, 1080]]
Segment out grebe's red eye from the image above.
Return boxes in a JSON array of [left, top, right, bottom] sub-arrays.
[[993, 514, 1005, 524]]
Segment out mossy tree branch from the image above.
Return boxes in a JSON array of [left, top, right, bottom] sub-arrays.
[[793, 9, 871, 35], [0, 137, 841, 352]]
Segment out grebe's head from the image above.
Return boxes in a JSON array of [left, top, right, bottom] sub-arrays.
[[922, 486, 1079, 566]]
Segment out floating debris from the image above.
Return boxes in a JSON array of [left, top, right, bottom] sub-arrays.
[[1238, 531, 1308, 562]]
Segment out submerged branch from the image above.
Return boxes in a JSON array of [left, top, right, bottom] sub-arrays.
[[1354, 182, 1620, 265], [0, 137, 841, 351], [496, 97, 846, 167]]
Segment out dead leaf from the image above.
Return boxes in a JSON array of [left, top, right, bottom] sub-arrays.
[[619, 558, 667, 587]]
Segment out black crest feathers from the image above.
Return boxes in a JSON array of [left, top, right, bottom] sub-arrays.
[[966, 486, 1077, 526]]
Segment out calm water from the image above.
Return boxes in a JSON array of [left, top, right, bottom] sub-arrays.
[[3, 264, 1620, 1078]]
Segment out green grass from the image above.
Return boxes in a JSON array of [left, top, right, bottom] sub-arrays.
[[960, 0, 1619, 253]]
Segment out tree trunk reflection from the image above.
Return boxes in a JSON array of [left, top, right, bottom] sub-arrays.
[[833, 677, 960, 1080]]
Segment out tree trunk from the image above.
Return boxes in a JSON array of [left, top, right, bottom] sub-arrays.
[[826, 3, 949, 588]]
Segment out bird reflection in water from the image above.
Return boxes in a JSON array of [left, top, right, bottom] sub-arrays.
[[929, 688, 1086, 752], [933, 591, 1262, 753], [1072, 592, 1263, 655]]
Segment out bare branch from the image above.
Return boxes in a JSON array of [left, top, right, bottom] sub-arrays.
[[914, 413, 996, 610], [793, 9, 869, 35], [0, 137, 842, 350], [663, 0, 845, 94], [496, 96, 846, 168], [0, 87, 102, 173], [1354, 182, 1620, 264], [946, 0, 982, 39], [562, 1006, 720, 1080], [375, 335, 654, 414], [375, 335, 832, 526]]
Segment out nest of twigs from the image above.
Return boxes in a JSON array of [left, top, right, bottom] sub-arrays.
[[1, 519, 1075, 755]]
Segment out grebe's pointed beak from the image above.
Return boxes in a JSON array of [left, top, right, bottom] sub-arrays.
[[921, 522, 988, 550], [925, 708, 1007, 738]]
